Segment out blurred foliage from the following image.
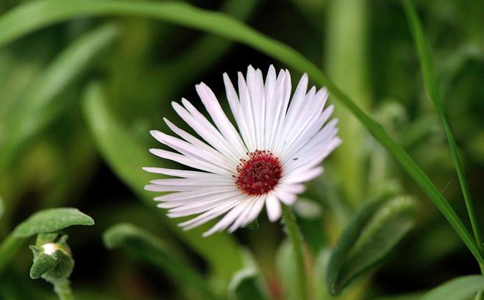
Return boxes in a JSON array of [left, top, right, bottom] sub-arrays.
[[0, 0, 484, 299]]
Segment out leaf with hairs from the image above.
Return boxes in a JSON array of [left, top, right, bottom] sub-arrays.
[[421, 275, 484, 300], [327, 196, 417, 295], [104, 223, 220, 300]]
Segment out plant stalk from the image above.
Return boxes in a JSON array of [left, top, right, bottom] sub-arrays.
[[54, 279, 74, 300]]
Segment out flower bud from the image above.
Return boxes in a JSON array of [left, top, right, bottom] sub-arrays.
[[29, 234, 74, 284]]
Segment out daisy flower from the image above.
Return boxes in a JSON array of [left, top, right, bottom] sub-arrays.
[[144, 66, 341, 237]]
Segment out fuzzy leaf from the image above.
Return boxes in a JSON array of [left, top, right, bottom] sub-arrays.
[[103, 223, 219, 300], [29, 252, 58, 279], [13, 208, 94, 238], [421, 275, 484, 300], [327, 196, 417, 295]]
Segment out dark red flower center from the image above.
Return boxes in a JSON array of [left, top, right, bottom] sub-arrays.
[[235, 150, 282, 196]]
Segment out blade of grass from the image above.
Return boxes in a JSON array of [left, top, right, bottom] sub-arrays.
[[402, 0, 483, 252], [0, 0, 481, 263]]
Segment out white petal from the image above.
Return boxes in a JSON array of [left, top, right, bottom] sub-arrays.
[[150, 130, 233, 173], [276, 191, 297, 206], [196, 83, 247, 157], [270, 70, 292, 151], [150, 178, 233, 186], [237, 72, 257, 151], [143, 167, 227, 180], [172, 101, 240, 164], [265, 194, 282, 222], [167, 192, 241, 217], [203, 198, 252, 237], [279, 88, 329, 156], [266, 70, 290, 148], [154, 188, 234, 202], [162, 118, 236, 168], [241, 197, 265, 227], [223, 73, 253, 151], [281, 105, 335, 161], [246, 66, 265, 149], [179, 198, 242, 230], [228, 198, 257, 233], [282, 167, 324, 184], [149, 148, 230, 175]]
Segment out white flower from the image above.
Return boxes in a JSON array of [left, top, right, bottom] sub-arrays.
[[144, 66, 341, 237]]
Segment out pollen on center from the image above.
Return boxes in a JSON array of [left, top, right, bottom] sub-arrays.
[[235, 150, 283, 196]]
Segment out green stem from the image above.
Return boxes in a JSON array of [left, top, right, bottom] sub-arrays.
[[281, 204, 308, 300], [54, 279, 74, 300], [0, 234, 24, 275]]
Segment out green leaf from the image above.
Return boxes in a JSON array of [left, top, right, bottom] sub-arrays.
[[228, 268, 269, 300], [13, 208, 94, 238], [421, 275, 484, 300], [82, 81, 243, 282], [402, 0, 483, 249], [103, 223, 219, 300], [0, 24, 119, 170], [0, 208, 93, 275], [0, 0, 481, 264], [29, 252, 58, 279], [327, 196, 418, 296]]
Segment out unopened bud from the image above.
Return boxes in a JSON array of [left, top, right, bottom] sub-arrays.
[[29, 234, 74, 284]]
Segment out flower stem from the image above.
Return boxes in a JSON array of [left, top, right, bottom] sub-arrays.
[[54, 279, 74, 300], [281, 204, 308, 300]]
